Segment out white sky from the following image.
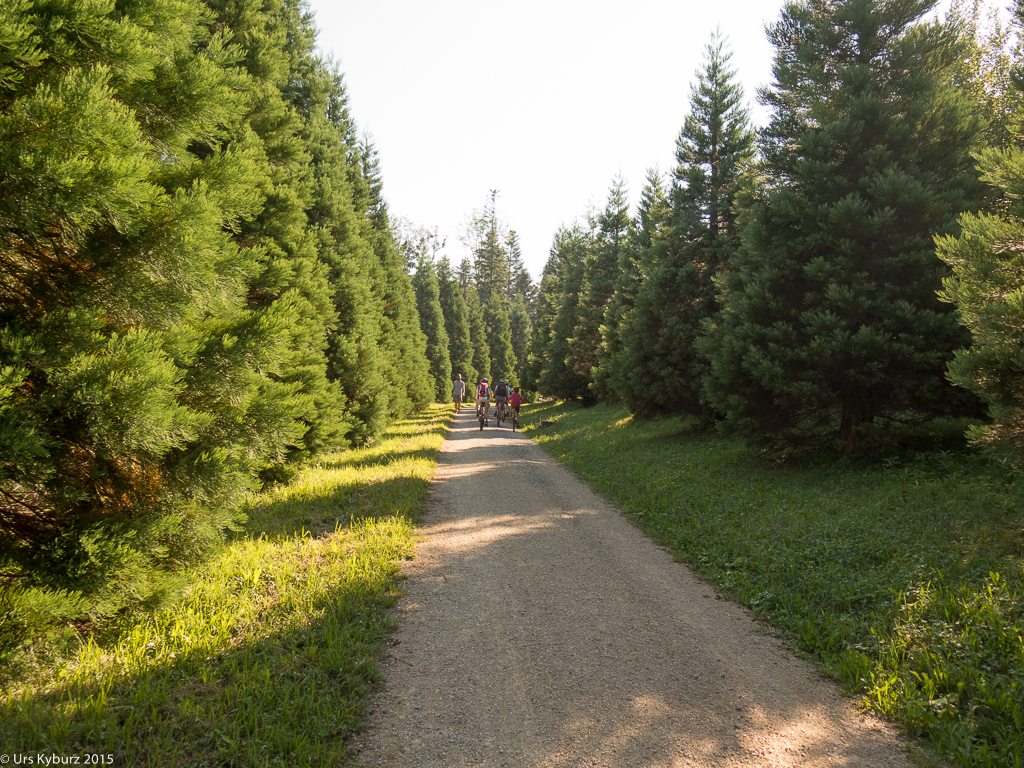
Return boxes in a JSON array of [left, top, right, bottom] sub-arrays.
[[306, 0, 960, 279]]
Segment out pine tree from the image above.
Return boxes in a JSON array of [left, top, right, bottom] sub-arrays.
[[414, 257, 453, 402], [484, 291, 517, 385], [937, 1, 1024, 459], [297, 60, 389, 444], [623, 35, 755, 417], [0, 0, 277, 626], [602, 170, 673, 412], [437, 257, 477, 386], [702, 0, 986, 453], [356, 136, 432, 414], [568, 177, 630, 399], [522, 257, 560, 396], [539, 226, 592, 400], [508, 293, 532, 383], [465, 284, 491, 384]]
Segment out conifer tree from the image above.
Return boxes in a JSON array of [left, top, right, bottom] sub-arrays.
[[601, 170, 673, 411], [568, 177, 630, 398], [937, 1, 1024, 459], [414, 257, 453, 402], [522, 257, 560, 395], [484, 291, 517, 385], [702, 0, 986, 453], [437, 257, 477, 386], [356, 136, 432, 414], [508, 294, 532, 382], [0, 0, 276, 625], [464, 285, 491, 384], [297, 60, 389, 444], [539, 226, 592, 400], [623, 35, 755, 417]]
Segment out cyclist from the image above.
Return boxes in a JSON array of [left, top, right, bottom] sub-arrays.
[[509, 387, 526, 427], [475, 378, 492, 421], [451, 374, 466, 412], [493, 379, 511, 422]]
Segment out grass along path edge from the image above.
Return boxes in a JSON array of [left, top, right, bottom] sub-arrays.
[[519, 400, 1024, 768], [0, 405, 450, 767]]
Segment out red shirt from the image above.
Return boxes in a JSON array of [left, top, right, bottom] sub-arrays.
[[509, 393, 526, 407]]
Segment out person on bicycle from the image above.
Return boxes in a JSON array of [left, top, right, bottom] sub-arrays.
[[475, 378, 492, 418], [493, 378, 510, 419], [452, 374, 465, 411], [509, 387, 526, 415]]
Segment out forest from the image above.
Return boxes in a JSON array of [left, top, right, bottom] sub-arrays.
[[2, 0, 1024, 696]]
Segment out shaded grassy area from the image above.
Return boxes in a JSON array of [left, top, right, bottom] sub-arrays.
[[0, 405, 450, 766], [521, 400, 1024, 768]]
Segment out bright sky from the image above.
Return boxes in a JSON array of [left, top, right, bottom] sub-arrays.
[[306, 0, 959, 279]]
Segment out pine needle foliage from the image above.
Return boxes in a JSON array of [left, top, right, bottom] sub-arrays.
[[702, 0, 987, 454]]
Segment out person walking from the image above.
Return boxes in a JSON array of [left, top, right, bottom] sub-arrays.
[[452, 374, 466, 412]]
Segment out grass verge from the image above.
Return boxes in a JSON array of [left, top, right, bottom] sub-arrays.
[[521, 400, 1024, 768], [0, 405, 450, 766]]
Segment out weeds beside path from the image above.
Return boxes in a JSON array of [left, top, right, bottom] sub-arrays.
[[523, 401, 1024, 768], [0, 405, 449, 767]]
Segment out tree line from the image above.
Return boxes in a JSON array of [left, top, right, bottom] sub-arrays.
[[521, 0, 1024, 462], [0, 0, 442, 647]]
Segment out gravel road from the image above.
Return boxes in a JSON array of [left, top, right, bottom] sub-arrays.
[[349, 408, 915, 767]]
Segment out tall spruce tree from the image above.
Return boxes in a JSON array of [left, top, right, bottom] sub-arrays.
[[539, 225, 592, 400], [437, 257, 476, 386], [484, 291, 517, 385], [937, 0, 1024, 459], [414, 257, 453, 402], [465, 284, 491, 384], [622, 35, 755, 417], [702, 0, 986, 453], [508, 293, 532, 383], [297, 60, 389, 444], [522, 256, 561, 395], [0, 0, 276, 627], [568, 177, 630, 399], [603, 170, 673, 412]]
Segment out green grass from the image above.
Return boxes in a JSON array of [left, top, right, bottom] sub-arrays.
[[521, 400, 1024, 768], [0, 405, 450, 766]]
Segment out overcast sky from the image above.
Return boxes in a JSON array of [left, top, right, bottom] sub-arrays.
[[306, 0, 960, 278]]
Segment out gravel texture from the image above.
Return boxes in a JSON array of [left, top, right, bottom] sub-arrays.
[[349, 408, 915, 767]]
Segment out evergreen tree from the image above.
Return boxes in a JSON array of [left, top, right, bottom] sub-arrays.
[[0, 0, 275, 626], [568, 177, 630, 399], [484, 291, 517, 385], [539, 226, 592, 400], [522, 256, 561, 396], [508, 293, 532, 383], [622, 35, 755, 417], [203, 0, 352, 473], [297, 60, 389, 444], [464, 284, 491, 384], [356, 136, 432, 414], [414, 257, 453, 402], [702, 0, 986, 453], [468, 190, 511, 305], [437, 257, 476, 387], [937, 1, 1024, 459], [601, 170, 673, 411]]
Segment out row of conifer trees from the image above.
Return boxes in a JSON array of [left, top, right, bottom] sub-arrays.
[[524, 0, 1024, 460], [0, 0, 436, 645]]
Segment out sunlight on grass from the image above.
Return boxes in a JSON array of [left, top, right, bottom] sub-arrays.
[[0, 405, 451, 766], [525, 401, 1024, 768]]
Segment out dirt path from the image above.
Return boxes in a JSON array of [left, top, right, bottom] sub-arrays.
[[349, 408, 915, 767]]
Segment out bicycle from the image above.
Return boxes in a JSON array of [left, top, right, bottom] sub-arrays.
[[477, 399, 489, 430], [511, 405, 520, 432], [495, 399, 507, 427]]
